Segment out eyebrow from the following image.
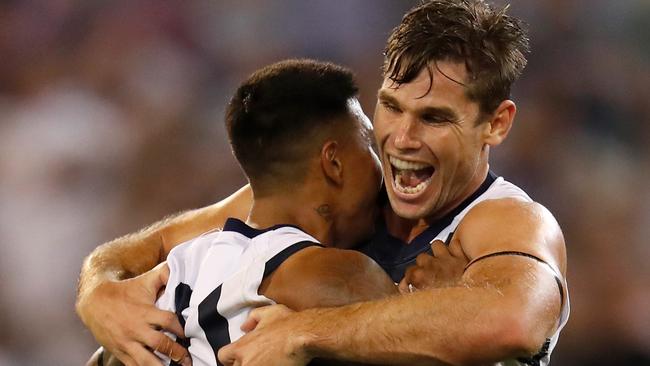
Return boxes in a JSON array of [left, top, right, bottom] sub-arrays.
[[377, 90, 460, 122]]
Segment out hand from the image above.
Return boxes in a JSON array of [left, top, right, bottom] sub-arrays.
[[77, 262, 191, 366], [218, 305, 312, 366], [399, 240, 469, 293]]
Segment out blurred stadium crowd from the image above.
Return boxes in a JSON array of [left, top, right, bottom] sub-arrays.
[[0, 1, 647, 365]]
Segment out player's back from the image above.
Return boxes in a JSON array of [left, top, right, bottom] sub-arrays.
[[156, 218, 320, 366]]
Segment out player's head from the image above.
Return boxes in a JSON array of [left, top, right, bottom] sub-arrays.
[[374, 0, 529, 220], [226, 59, 382, 247]]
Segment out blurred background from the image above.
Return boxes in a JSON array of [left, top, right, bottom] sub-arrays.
[[0, 0, 648, 365]]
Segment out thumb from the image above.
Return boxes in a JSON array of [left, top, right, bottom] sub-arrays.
[[217, 343, 237, 366], [240, 315, 259, 333], [241, 305, 288, 332], [241, 307, 268, 332], [138, 261, 169, 297], [154, 261, 171, 285]]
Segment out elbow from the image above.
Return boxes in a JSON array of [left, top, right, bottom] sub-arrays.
[[454, 309, 550, 365], [484, 310, 551, 362], [496, 314, 549, 358]]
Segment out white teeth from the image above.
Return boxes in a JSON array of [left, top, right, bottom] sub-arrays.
[[388, 155, 434, 195], [389, 156, 430, 170], [394, 173, 432, 194]]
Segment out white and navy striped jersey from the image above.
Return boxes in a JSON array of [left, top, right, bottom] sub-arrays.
[[155, 218, 320, 366], [360, 172, 570, 366]]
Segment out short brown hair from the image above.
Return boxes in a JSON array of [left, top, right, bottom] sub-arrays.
[[383, 0, 530, 115]]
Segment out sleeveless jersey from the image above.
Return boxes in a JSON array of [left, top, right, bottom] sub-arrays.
[[360, 172, 570, 366], [155, 218, 320, 366]]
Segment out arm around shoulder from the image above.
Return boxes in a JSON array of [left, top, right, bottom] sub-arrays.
[[76, 185, 252, 365], [298, 199, 567, 365]]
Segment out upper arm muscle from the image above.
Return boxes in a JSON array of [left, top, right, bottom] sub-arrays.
[[261, 247, 398, 311], [456, 198, 566, 277]]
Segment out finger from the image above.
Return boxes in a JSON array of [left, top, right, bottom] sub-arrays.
[[401, 265, 418, 289], [217, 342, 238, 366], [245, 304, 292, 329], [397, 277, 410, 294], [448, 239, 468, 260], [430, 240, 450, 258], [247, 305, 276, 324], [409, 269, 426, 289], [137, 262, 170, 298], [415, 253, 433, 266], [111, 348, 137, 366], [148, 308, 185, 338], [241, 314, 260, 333], [150, 332, 190, 365], [155, 261, 171, 284], [118, 355, 137, 366], [125, 341, 162, 366]]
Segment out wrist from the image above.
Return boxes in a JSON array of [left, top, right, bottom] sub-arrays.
[[293, 308, 337, 361], [76, 268, 123, 324]]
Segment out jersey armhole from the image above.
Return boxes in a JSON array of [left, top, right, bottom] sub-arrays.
[[262, 240, 323, 279], [464, 250, 566, 313]]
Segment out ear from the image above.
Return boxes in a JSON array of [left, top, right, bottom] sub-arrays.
[[320, 141, 343, 185], [482, 100, 516, 146]]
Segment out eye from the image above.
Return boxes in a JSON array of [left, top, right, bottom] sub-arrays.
[[421, 114, 448, 125], [381, 101, 401, 113]]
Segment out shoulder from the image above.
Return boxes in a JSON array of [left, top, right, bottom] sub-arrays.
[[261, 247, 397, 310], [456, 197, 566, 275]]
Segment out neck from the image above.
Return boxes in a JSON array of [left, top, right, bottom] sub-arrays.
[[246, 190, 334, 246], [383, 209, 431, 243]]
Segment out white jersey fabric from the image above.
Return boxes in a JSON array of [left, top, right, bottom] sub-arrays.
[[155, 218, 320, 366]]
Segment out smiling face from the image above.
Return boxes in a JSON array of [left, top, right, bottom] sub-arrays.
[[373, 61, 492, 221]]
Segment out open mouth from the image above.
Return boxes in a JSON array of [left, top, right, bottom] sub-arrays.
[[389, 155, 435, 195]]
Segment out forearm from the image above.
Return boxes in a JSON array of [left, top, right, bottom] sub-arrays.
[[77, 221, 167, 304], [301, 258, 560, 365], [78, 185, 253, 296], [301, 288, 498, 365]]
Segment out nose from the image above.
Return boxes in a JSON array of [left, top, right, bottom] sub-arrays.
[[393, 118, 421, 151]]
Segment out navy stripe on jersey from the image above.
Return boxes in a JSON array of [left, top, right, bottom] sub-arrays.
[[170, 283, 192, 366], [263, 241, 323, 278], [198, 285, 230, 366], [174, 283, 193, 328], [223, 218, 303, 239]]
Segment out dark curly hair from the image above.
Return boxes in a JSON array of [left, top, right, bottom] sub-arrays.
[[226, 59, 358, 194], [383, 0, 530, 116]]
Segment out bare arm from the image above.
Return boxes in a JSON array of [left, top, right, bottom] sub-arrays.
[[79, 185, 253, 285], [260, 246, 399, 310], [76, 185, 252, 366], [223, 247, 399, 366], [219, 198, 567, 365]]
